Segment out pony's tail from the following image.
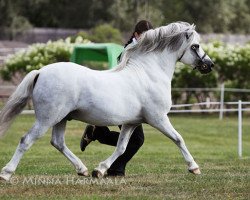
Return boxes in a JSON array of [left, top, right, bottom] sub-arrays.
[[0, 70, 40, 137]]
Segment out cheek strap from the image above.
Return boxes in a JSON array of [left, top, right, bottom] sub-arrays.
[[178, 49, 186, 61]]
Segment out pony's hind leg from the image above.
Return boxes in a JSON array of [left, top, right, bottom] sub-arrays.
[[51, 120, 88, 176], [0, 121, 49, 181]]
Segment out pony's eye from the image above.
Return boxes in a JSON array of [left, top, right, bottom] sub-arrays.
[[191, 44, 199, 50]]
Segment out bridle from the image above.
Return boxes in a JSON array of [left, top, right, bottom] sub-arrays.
[[178, 44, 207, 63], [177, 32, 213, 74], [178, 32, 206, 63]]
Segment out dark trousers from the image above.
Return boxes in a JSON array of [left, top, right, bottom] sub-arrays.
[[93, 125, 144, 175]]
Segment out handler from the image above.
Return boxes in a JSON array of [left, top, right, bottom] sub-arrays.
[[80, 20, 153, 177]]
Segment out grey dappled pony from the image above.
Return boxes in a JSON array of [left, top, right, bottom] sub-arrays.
[[0, 22, 214, 181]]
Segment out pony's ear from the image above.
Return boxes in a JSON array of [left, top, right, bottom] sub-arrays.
[[185, 32, 193, 40]]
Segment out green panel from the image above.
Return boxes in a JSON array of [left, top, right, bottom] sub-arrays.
[[70, 43, 123, 69]]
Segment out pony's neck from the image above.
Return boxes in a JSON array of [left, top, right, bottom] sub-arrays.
[[127, 50, 178, 81]]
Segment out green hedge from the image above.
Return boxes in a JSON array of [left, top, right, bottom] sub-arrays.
[[70, 24, 123, 44], [1, 39, 250, 102], [203, 41, 250, 88], [172, 42, 250, 102], [0, 37, 89, 81], [173, 41, 250, 88]]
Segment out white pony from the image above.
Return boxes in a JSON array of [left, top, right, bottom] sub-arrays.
[[0, 22, 214, 181]]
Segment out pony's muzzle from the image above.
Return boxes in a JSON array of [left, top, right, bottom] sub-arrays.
[[197, 59, 214, 74]]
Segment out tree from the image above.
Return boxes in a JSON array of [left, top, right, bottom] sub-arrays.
[[19, 0, 114, 28], [229, 0, 250, 33], [109, 0, 164, 31], [0, 0, 31, 39], [158, 0, 250, 33], [1, 0, 250, 38]]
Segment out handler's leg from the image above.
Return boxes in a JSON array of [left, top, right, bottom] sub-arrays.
[[80, 126, 118, 151], [81, 125, 144, 176], [92, 124, 138, 178], [149, 116, 200, 174], [92, 126, 119, 146]]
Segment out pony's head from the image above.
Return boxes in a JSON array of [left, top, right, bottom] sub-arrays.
[[176, 23, 214, 74], [117, 22, 214, 74]]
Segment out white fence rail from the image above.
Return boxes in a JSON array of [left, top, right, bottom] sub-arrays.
[[1, 86, 249, 158], [170, 100, 248, 158], [19, 100, 249, 158]]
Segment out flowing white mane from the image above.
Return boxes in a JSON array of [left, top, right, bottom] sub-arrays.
[[115, 21, 196, 71]]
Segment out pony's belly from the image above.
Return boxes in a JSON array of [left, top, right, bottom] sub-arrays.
[[67, 109, 143, 126]]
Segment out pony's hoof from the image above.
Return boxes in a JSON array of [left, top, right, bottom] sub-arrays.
[[0, 172, 12, 182], [189, 168, 201, 175], [92, 170, 103, 178], [77, 170, 89, 177]]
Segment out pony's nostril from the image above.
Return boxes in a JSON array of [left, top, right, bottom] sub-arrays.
[[211, 62, 215, 68], [202, 64, 208, 70]]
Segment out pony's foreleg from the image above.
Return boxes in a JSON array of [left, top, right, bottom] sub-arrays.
[[51, 120, 88, 176], [0, 122, 49, 181], [151, 116, 200, 175], [92, 124, 137, 178]]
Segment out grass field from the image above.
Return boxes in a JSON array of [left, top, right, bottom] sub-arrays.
[[0, 114, 249, 199]]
